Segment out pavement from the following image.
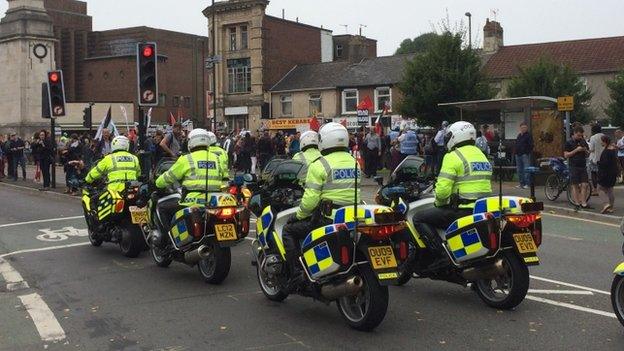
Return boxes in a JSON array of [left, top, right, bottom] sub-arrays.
[[0, 180, 623, 350]]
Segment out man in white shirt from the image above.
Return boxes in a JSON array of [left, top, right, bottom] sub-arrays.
[[588, 124, 605, 193]]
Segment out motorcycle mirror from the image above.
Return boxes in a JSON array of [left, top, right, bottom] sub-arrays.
[[373, 176, 384, 186]]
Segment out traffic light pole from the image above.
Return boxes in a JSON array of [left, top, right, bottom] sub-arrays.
[[50, 117, 56, 189], [137, 105, 148, 179]]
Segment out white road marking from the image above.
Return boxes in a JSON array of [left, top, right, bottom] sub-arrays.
[[18, 293, 66, 342], [531, 275, 610, 295], [0, 216, 83, 229], [0, 242, 90, 259], [544, 233, 583, 241], [0, 258, 29, 291], [526, 295, 616, 319], [527, 289, 593, 295], [542, 212, 619, 228]]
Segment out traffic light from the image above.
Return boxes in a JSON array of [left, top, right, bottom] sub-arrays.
[[137, 42, 158, 106], [47, 70, 66, 117], [82, 106, 92, 128]]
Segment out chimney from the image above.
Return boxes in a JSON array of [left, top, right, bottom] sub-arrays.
[[483, 18, 503, 53]]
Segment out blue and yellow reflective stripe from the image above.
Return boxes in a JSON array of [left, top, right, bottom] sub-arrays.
[[303, 242, 334, 275]]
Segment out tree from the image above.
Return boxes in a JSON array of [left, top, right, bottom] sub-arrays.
[[397, 31, 493, 126], [507, 57, 593, 123], [605, 70, 624, 128], [395, 33, 440, 55]]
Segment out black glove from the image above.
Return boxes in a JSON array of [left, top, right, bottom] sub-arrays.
[[287, 216, 299, 224]]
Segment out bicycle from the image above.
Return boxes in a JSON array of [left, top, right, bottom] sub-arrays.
[[544, 157, 591, 206]]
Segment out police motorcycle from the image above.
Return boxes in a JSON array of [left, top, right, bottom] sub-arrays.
[[145, 133, 251, 284], [610, 217, 624, 326], [376, 132, 544, 310], [250, 161, 411, 331]]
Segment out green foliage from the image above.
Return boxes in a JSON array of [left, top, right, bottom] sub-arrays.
[[395, 33, 440, 55], [507, 57, 594, 123], [397, 32, 493, 126], [605, 70, 624, 128]]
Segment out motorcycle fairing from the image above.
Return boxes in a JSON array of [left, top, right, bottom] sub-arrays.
[[614, 262, 624, 276], [97, 189, 123, 221], [170, 207, 197, 247], [256, 206, 274, 248]]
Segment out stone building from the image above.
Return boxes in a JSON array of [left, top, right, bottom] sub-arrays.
[[202, 0, 378, 132], [482, 19, 624, 120]]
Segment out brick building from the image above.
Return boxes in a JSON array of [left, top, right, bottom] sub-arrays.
[[202, 0, 377, 132], [42, 0, 209, 126], [333, 34, 377, 62]]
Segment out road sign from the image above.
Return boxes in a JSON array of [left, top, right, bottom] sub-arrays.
[[557, 96, 574, 111]]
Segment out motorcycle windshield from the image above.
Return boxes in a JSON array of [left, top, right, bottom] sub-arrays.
[[391, 156, 426, 182], [269, 160, 305, 186]]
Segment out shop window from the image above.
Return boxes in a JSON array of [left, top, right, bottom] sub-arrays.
[[280, 94, 293, 116]]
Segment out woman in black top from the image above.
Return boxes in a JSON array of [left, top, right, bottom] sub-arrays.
[[597, 135, 618, 213]]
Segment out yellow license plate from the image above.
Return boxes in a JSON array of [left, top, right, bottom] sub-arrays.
[[368, 245, 398, 270], [513, 233, 537, 253], [215, 224, 237, 241], [129, 206, 148, 224]]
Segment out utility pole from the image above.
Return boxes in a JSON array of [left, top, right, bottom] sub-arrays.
[[358, 24, 367, 36], [211, 0, 218, 132], [465, 12, 472, 48]]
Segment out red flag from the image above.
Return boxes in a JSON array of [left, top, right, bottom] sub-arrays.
[[309, 117, 320, 132], [168, 112, 177, 126], [357, 96, 374, 112], [375, 115, 382, 135]]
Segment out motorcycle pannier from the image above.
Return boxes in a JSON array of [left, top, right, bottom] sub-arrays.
[[301, 224, 352, 280], [445, 213, 494, 263]]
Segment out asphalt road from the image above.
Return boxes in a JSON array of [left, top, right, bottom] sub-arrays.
[[0, 183, 623, 350]]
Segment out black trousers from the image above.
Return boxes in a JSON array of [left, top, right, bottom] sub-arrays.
[[282, 216, 332, 268], [412, 205, 472, 249], [40, 158, 51, 188], [365, 148, 379, 176]]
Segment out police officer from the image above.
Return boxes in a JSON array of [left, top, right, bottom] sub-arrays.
[[207, 131, 229, 174], [413, 121, 492, 254], [153, 129, 228, 238], [282, 123, 361, 284], [85, 135, 140, 193], [292, 131, 321, 165]]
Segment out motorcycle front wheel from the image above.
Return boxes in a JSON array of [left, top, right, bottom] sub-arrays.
[[198, 245, 231, 284], [473, 251, 529, 310], [611, 275, 624, 327], [337, 263, 389, 331]]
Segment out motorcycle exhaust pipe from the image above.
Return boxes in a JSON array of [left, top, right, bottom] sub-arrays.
[[184, 245, 212, 266], [320, 276, 364, 301], [461, 258, 505, 281]]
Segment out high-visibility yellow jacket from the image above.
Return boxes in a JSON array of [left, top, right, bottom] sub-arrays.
[[296, 151, 361, 220], [209, 145, 229, 173], [85, 151, 140, 192], [435, 144, 492, 208], [293, 148, 322, 165], [156, 149, 228, 206]]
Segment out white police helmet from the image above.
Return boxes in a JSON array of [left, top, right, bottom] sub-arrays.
[[319, 122, 349, 151], [300, 131, 319, 150], [445, 121, 476, 150], [111, 136, 130, 152], [188, 128, 210, 150], [206, 131, 218, 146]]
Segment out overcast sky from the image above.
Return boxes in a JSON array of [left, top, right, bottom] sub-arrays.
[[2, 0, 624, 55]]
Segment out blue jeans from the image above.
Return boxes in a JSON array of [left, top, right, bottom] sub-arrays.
[[516, 154, 531, 186], [12, 155, 26, 180]]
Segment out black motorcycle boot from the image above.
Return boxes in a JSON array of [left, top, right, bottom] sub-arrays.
[[285, 254, 305, 293]]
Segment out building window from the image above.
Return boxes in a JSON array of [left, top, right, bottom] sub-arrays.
[[280, 94, 293, 116], [241, 25, 248, 50], [342, 89, 358, 114], [173, 96, 180, 107], [374, 87, 392, 112], [336, 44, 343, 58], [184, 96, 191, 108], [159, 93, 166, 107], [309, 93, 322, 116], [227, 58, 251, 93], [229, 27, 237, 51]]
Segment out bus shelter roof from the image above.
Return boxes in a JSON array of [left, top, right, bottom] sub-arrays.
[[438, 96, 557, 112]]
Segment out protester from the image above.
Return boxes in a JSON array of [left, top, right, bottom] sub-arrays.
[[616, 129, 624, 184], [159, 123, 183, 158], [152, 130, 165, 168], [475, 130, 490, 155], [61, 134, 82, 194], [33, 130, 54, 190], [482, 124, 494, 142], [0, 134, 4, 180], [433, 121, 449, 173], [564, 126, 590, 209], [364, 128, 381, 177], [257, 131, 272, 172], [588, 123, 605, 195], [9, 133, 26, 181], [222, 132, 235, 170], [515, 122, 533, 189], [95, 128, 112, 158], [4, 134, 13, 179], [597, 135, 618, 213], [237, 132, 254, 173], [289, 132, 301, 156], [272, 131, 286, 156]]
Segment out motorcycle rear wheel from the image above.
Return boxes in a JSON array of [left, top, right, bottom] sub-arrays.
[[256, 254, 288, 302], [198, 245, 231, 284], [119, 226, 143, 258], [473, 251, 529, 310], [611, 275, 624, 327], [337, 263, 389, 331]]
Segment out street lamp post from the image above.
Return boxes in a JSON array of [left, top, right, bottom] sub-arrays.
[[465, 12, 472, 48], [211, 0, 217, 132]]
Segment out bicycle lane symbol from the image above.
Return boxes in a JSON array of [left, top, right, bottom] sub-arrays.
[[36, 227, 88, 242]]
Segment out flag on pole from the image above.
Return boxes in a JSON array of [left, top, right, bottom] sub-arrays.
[[95, 106, 113, 140], [357, 96, 374, 112], [168, 112, 177, 126], [146, 107, 153, 129], [309, 117, 320, 132], [120, 105, 130, 132]]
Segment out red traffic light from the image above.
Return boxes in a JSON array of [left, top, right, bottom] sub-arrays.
[[49, 72, 59, 83], [142, 45, 154, 58]]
